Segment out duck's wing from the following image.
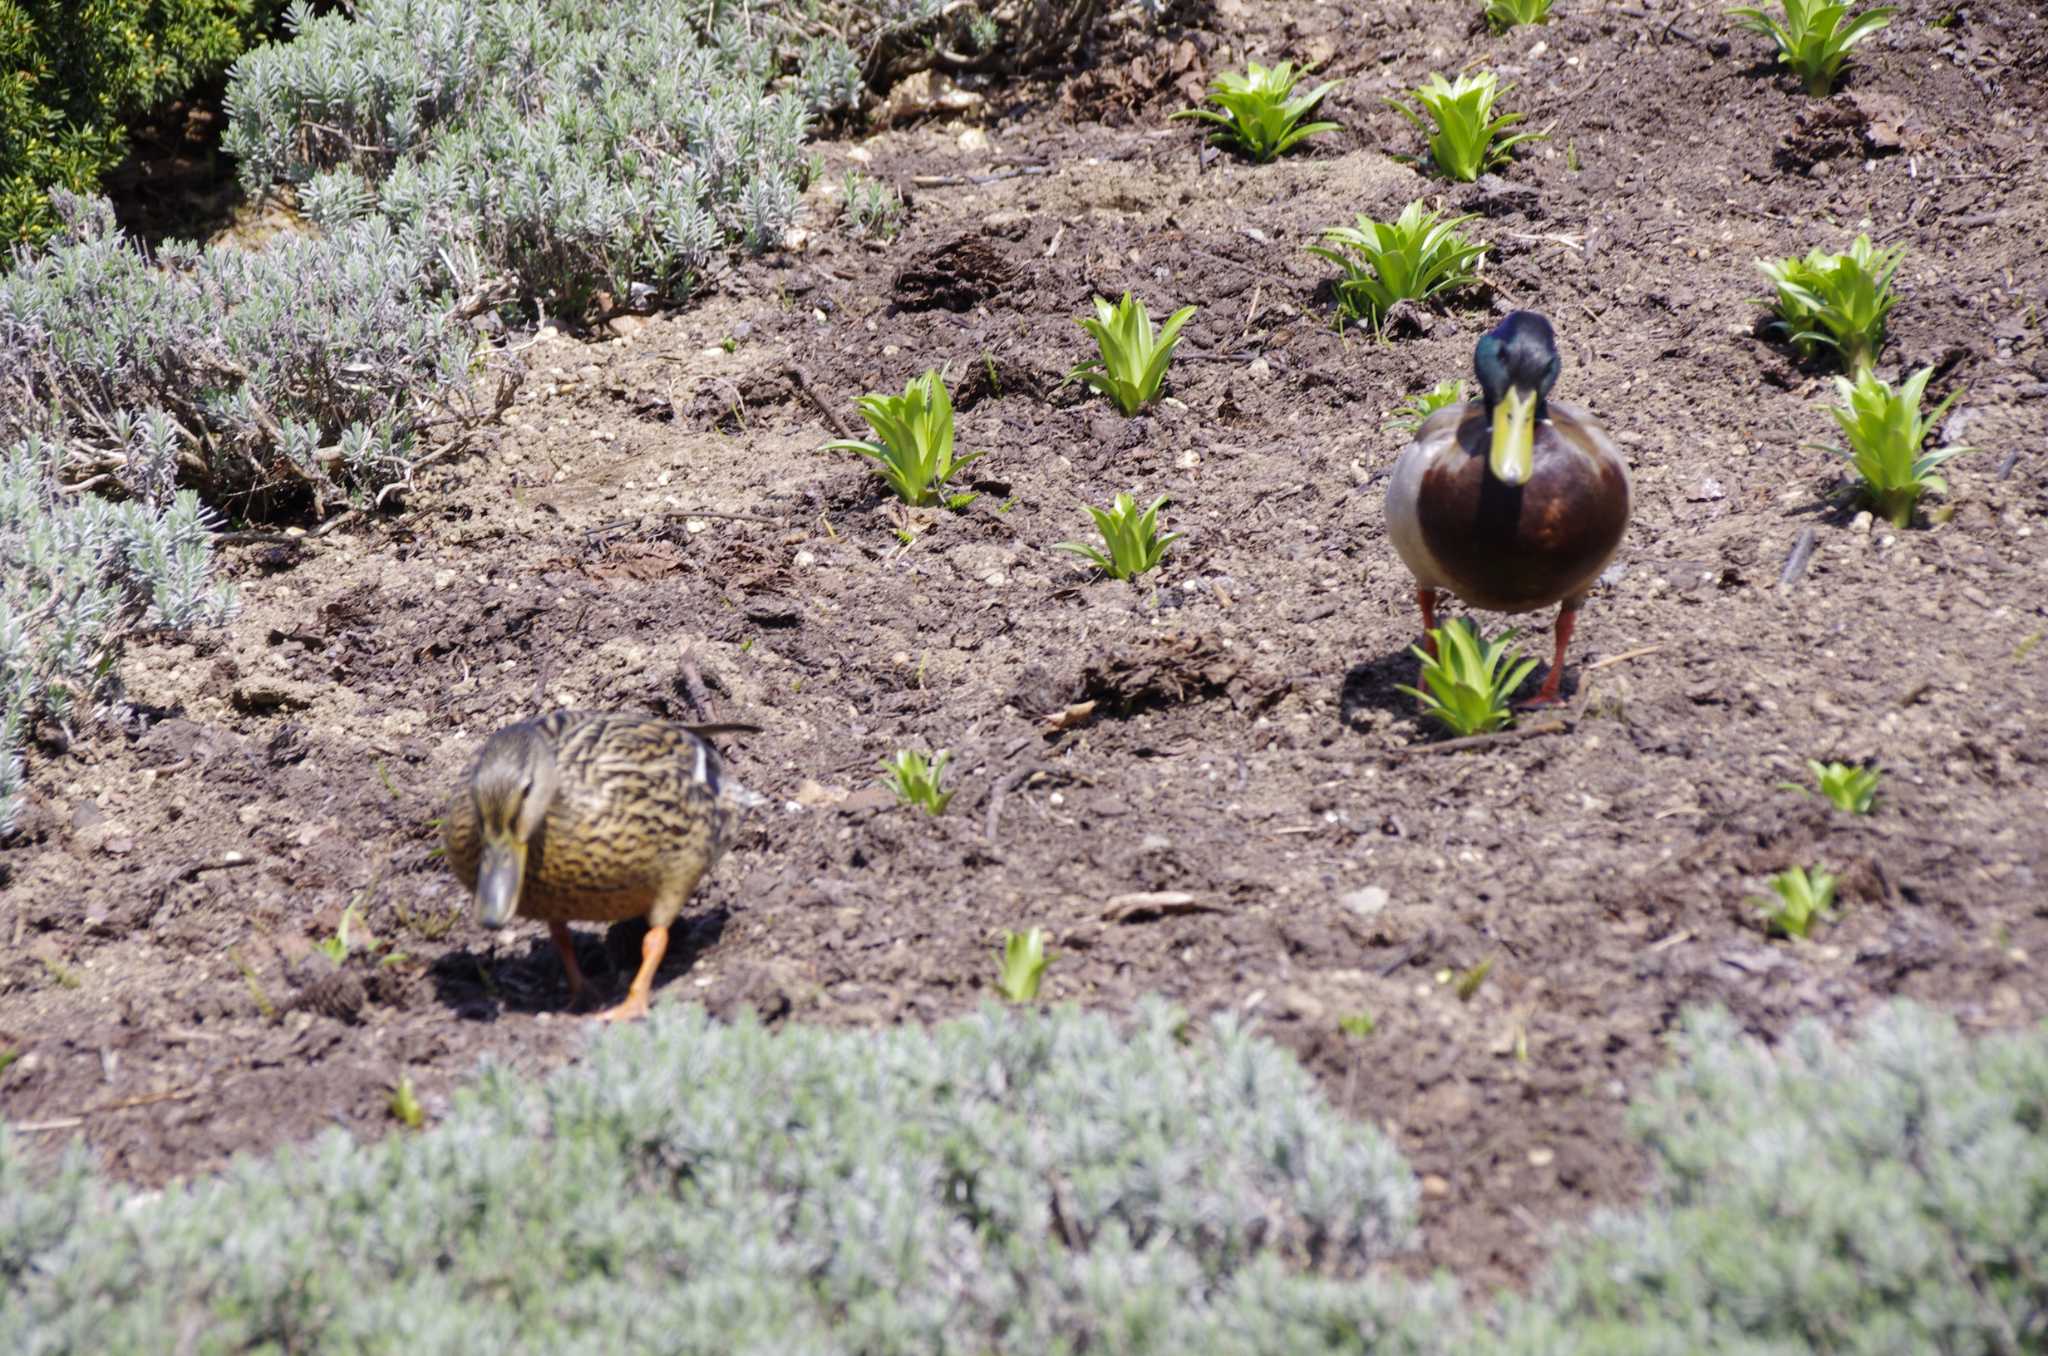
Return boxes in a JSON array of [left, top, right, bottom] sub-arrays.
[[1547, 400, 1632, 503], [441, 776, 481, 890], [1385, 402, 1473, 593]]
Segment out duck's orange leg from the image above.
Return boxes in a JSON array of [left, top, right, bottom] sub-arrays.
[[1520, 605, 1580, 707], [592, 923, 668, 1022], [548, 921, 590, 1008], [1416, 588, 1442, 657]]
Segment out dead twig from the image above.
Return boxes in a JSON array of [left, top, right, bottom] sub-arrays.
[[911, 166, 1051, 188], [1779, 525, 1818, 588], [1583, 644, 1666, 672], [676, 646, 717, 723], [984, 762, 1043, 843], [1389, 718, 1570, 759], [660, 508, 784, 525], [212, 530, 303, 547], [10, 1085, 201, 1133], [786, 365, 854, 439]]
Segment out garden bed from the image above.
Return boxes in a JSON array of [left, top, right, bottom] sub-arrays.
[[2, 0, 2043, 1295]]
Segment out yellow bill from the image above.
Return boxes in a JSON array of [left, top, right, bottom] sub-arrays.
[[1489, 385, 1538, 485]]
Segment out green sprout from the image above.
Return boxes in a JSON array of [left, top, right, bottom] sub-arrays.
[[881, 748, 954, 815], [390, 1076, 425, 1129], [997, 927, 1049, 1003], [1454, 957, 1495, 1001], [1823, 367, 1967, 528], [228, 946, 278, 1021], [1337, 1013, 1377, 1039], [1054, 492, 1183, 581], [1783, 759, 1880, 813], [1385, 71, 1543, 182], [1384, 379, 1468, 434], [314, 904, 366, 964], [1307, 202, 1486, 333], [1066, 292, 1197, 415], [1397, 617, 1539, 736], [839, 171, 906, 241], [1485, 0, 1555, 32], [1728, 0, 1896, 96], [1753, 866, 1838, 939], [1756, 235, 1903, 375], [823, 369, 987, 507], [1171, 59, 1341, 162]]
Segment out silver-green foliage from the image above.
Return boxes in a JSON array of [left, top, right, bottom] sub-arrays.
[[5, 1001, 2048, 1350], [840, 171, 906, 241], [226, 0, 843, 316], [0, 427, 235, 835], [0, 192, 476, 514], [1498, 1002, 2048, 1353], [0, 1003, 1438, 1353]]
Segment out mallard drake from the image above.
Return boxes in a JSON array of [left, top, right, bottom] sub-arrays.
[[1386, 311, 1631, 704], [443, 711, 758, 1021]]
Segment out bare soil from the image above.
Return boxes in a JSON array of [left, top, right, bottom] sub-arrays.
[[5, 0, 2045, 1296]]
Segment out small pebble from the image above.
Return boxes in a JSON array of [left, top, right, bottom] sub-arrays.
[[1340, 886, 1391, 918]]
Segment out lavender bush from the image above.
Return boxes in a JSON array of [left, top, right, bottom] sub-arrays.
[[225, 0, 829, 318], [0, 1002, 1448, 1352], [4, 999, 2041, 1346], [0, 425, 236, 835], [0, 193, 483, 517]]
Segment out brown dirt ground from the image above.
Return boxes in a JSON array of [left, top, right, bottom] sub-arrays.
[[5, 0, 2046, 1297]]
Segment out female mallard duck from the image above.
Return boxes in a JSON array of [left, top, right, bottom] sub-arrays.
[[1386, 311, 1631, 704], [443, 711, 757, 1021]]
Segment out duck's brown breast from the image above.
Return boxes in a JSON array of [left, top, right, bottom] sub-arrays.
[[1416, 408, 1630, 612]]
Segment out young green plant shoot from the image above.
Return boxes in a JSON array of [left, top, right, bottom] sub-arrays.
[[1756, 234, 1903, 375], [1485, 0, 1554, 32], [1171, 59, 1340, 162], [1727, 0, 1896, 96], [1386, 71, 1542, 182], [1753, 866, 1838, 940], [824, 369, 986, 507], [1055, 492, 1183, 581], [1384, 379, 1468, 434], [389, 1076, 425, 1130], [1784, 759, 1880, 813], [1397, 617, 1539, 737], [1824, 366, 1967, 527], [839, 171, 906, 241], [1307, 202, 1486, 333], [1067, 292, 1197, 415], [997, 927, 1049, 1003], [882, 748, 954, 815]]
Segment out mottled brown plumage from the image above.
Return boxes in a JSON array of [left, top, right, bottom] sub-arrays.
[[443, 710, 755, 1021]]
